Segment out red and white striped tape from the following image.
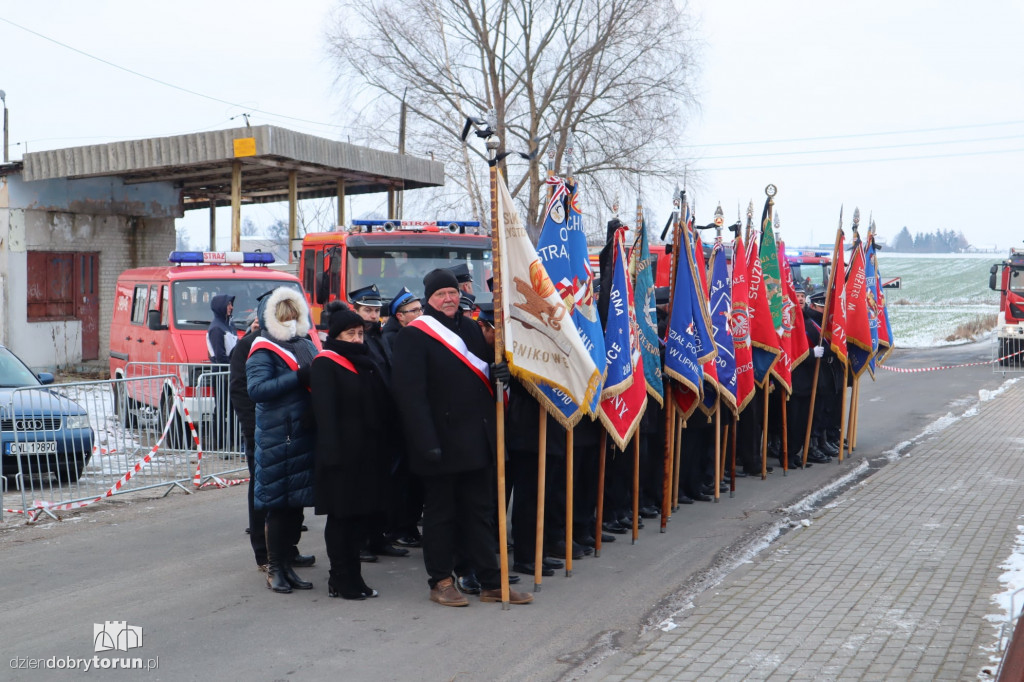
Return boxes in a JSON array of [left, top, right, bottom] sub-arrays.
[[878, 347, 1024, 374]]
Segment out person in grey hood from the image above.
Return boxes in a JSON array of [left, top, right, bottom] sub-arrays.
[[207, 293, 236, 364]]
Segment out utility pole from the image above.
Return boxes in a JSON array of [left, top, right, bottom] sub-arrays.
[[1, 90, 8, 163]]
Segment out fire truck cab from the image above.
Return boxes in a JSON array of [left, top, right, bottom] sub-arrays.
[[785, 249, 832, 293], [989, 248, 1024, 364], [109, 251, 308, 444], [299, 220, 492, 323]]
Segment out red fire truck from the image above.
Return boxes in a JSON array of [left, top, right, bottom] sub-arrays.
[[298, 219, 491, 323], [989, 248, 1024, 364]]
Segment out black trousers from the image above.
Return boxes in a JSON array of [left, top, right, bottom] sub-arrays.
[[509, 449, 561, 565], [245, 442, 267, 566], [680, 419, 713, 497], [738, 398, 764, 473], [788, 394, 811, 458], [602, 445, 631, 522], [265, 507, 304, 563], [421, 467, 501, 589], [325, 514, 370, 592]]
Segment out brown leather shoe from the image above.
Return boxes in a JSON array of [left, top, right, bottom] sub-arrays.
[[429, 577, 469, 607], [479, 588, 533, 605]]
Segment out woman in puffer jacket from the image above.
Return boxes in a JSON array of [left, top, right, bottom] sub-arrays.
[[246, 287, 318, 594]]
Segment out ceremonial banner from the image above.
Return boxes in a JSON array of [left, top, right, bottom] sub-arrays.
[[822, 227, 849, 365], [664, 208, 716, 419], [760, 199, 792, 392], [496, 173, 601, 426], [865, 230, 893, 365], [746, 228, 782, 386], [845, 236, 874, 378], [708, 240, 738, 414], [630, 217, 665, 406], [778, 239, 810, 372], [598, 228, 648, 449], [730, 234, 757, 413], [694, 230, 719, 416], [535, 177, 606, 423]]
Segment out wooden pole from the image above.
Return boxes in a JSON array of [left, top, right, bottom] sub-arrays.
[[837, 367, 849, 464], [802, 357, 822, 468], [565, 428, 574, 577], [487, 142, 511, 608], [660, 385, 673, 531], [632, 434, 640, 543], [672, 415, 683, 509], [287, 170, 298, 265], [760, 383, 770, 479], [208, 197, 216, 251], [850, 378, 860, 450], [230, 160, 242, 252], [781, 393, 789, 474], [713, 399, 721, 502], [534, 403, 547, 591], [596, 431, 608, 553], [730, 412, 738, 498]]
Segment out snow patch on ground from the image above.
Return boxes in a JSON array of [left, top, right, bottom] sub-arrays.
[[981, 521, 1024, 676], [784, 461, 869, 515]]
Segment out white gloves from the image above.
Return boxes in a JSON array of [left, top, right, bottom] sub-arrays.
[[813, 346, 824, 358]]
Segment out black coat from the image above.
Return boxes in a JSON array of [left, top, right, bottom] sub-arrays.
[[506, 378, 566, 458], [365, 322, 393, 383], [391, 305, 496, 476], [229, 330, 258, 446], [310, 339, 391, 518], [803, 307, 843, 393], [381, 315, 402, 352]]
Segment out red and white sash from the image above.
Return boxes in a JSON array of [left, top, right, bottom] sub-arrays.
[[249, 336, 299, 370], [409, 316, 493, 395], [316, 350, 358, 374]]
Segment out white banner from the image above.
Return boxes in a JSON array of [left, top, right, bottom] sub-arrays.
[[496, 172, 601, 424]]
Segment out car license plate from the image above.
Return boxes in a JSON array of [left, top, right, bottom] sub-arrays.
[[5, 441, 58, 455]]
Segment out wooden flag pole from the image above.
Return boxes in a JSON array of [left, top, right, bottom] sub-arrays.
[[760, 383, 770, 479], [673, 414, 684, 509], [660, 385, 674, 531], [837, 369, 849, 464], [632, 433, 641, 543], [713, 397, 721, 502], [486, 135, 511, 608], [850, 377, 860, 450], [534, 403, 547, 591], [730, 412, 738, 498], [565, 428, 574, 577], [802, 357, 821, 468], [781, 394, 789, 474], [596, 431, 608, 552]]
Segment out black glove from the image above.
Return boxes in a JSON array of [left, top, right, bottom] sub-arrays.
[[296, 365, 312, 388], [423, 447, 442, 463], [490, 361, 511, 385]]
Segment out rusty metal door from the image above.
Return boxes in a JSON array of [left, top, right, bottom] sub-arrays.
[[75, 253, 99, 361]]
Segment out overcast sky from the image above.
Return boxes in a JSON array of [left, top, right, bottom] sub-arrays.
[[2, 1, 1021, 251]]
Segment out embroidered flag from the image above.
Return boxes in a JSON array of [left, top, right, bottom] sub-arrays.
[[693, 230, 719, 416], [495, 172, 601, 426], [746, 224, 782, 386], [778, 239, 810, 373], [845, 232, 874, 379], [730, 233, 757, 413], [708, 239, 737, 414], [865, 226, 893, 366], [822, 224, 848, 366], [535, 177, 606, 423], [598, 228, 648, 448], [629, 215, 665, 406]]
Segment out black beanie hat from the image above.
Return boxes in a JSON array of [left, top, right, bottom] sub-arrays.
[[328, 309, 365, 339], [423, 268, 459, 300]]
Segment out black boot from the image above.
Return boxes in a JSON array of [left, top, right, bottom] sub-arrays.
[[283, 560, 313, 590], [265, 520, 292, 594]]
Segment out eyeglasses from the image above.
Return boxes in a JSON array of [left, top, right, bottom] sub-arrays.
[[398, 306, 423, 315]]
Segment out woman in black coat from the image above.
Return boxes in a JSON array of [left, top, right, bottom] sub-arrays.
[[311, 309, 392, 600]]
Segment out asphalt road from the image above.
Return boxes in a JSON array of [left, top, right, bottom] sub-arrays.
[[0, 339, 1011, 682]]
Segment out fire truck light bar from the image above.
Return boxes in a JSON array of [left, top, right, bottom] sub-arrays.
[[169, 251, 276, 265], [351, 219, 482, 234]]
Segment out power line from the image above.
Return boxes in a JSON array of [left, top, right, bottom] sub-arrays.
[[682, 119, 1024, 149], [676, 134, 1024, 162], [696, 146, 1024, 172], [0, 16, 378, 135]]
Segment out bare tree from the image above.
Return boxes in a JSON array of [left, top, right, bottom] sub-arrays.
[[328, 0, 699, 237]]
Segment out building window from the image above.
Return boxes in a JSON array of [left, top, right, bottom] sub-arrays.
[[27, 251, 75, 320]]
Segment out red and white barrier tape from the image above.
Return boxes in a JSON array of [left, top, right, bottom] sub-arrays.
[[4, 393, 182, 521], [878, 347, 1024, 374]]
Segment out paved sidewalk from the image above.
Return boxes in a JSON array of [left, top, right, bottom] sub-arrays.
[[600, 379, 1024, 681]]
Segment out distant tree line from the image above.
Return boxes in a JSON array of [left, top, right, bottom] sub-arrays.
[[889, 226, 970, 253]]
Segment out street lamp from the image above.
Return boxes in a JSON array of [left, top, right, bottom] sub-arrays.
[[0, 90, 7, 163]]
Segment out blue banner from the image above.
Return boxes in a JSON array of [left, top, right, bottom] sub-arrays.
[[535, 178, 605, 422], [632, 218, 664, 406], [664, 220, 715, 394], [601, 229, 635, 398], [708, 241, 737, 412]]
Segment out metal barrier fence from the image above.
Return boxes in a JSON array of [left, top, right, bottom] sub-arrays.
[[993, 334, 1024, 374], [1, 369, 247, 522]]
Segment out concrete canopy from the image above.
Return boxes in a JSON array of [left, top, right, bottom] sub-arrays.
[[19, 125, 444, 209]]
